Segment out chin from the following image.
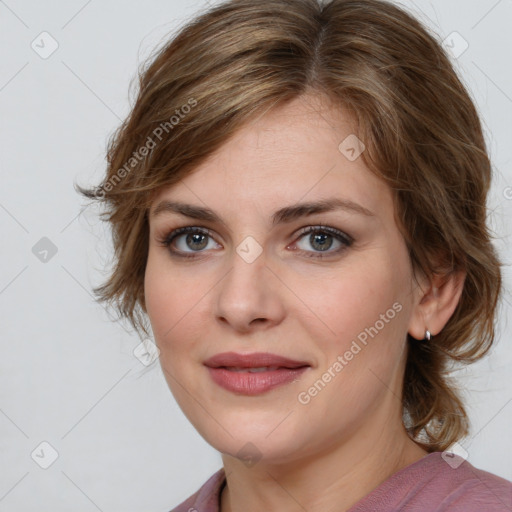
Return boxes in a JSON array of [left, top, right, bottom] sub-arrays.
[[191, 412, 312, 466]]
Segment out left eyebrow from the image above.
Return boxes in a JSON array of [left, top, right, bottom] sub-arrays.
[[149, 197, 375, 226], [270, 198, 375, 225]]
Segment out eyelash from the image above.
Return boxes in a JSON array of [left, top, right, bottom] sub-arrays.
[[156, 225, 353, 260]]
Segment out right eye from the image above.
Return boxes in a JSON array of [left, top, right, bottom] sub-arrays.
[[157, 226, 221, 258]]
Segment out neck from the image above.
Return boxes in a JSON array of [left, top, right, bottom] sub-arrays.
[[220, 417, 427, 512]]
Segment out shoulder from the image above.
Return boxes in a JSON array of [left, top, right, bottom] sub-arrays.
[[429, 453, 512, 511], [168, 468, 226, 512], [350, 452, 512, 511]]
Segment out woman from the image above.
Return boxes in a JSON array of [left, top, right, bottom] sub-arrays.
[[76, 0, 512, 510]]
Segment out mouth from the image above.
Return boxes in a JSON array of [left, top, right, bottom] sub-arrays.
[[203, 352, 311, 395], [222, 366, 291, 372], [204, 351, 310, 369]]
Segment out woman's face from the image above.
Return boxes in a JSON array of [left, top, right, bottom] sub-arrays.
[[144, 94, 424, 464]]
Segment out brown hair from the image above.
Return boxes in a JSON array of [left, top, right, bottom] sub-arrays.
[[76, 0, 502, 452]]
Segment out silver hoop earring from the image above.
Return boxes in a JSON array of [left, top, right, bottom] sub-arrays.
[[424, 329, 431, 341]]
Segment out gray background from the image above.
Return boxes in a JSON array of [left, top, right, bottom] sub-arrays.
[[0, 0, 511, 510]]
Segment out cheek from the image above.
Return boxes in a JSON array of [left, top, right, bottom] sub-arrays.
[[144, 252, 191, 342], [144, 255, 172, 334], [295, 268, 409, 419], [295, 256, 406, 338], [296, 255, 412, 395], [144, 252, 213, 360]]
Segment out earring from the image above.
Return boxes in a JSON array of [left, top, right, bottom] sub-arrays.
[[424, 329, 432, 341]]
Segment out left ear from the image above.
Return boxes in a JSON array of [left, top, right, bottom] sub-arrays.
[[408, 269, 466, 341]]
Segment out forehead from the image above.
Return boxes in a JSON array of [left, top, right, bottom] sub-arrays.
[[150, 94, 393, 222]]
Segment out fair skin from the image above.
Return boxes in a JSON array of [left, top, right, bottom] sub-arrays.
[[144, 93, 465, 512]]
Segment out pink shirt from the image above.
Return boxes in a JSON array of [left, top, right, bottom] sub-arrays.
[[169, 452, 512, 511]]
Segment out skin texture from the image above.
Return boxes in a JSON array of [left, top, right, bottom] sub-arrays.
[[144, 93, 465, 512]]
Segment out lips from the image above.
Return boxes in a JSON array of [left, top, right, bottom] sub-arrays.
[[203, 352, 311, 395], [203, 352, 310, 370]]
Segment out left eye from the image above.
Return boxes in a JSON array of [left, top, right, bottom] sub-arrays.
[[292, 226, 353, 256]]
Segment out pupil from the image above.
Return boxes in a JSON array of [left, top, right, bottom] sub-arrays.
[[187, 233, 208, 250], [311, 233, 332, 251]]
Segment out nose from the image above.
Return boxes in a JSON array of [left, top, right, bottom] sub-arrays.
[[213, 245, 286, 333]]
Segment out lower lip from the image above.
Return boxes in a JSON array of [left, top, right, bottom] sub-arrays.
[[206, 366, 309, 395]]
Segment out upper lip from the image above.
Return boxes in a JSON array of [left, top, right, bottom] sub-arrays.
[[203, 352, 310, 369]]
